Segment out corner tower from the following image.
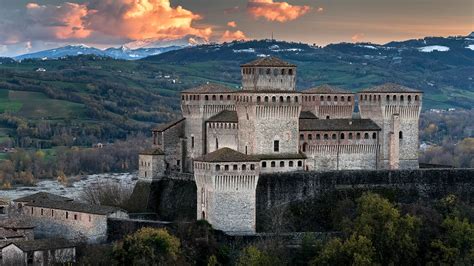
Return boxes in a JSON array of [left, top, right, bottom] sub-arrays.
[[358, 83, 422, 169], [236, 57, 303, 169]]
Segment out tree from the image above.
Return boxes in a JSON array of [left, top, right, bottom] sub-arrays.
[[113, 227, 181, 265], [237, 246, 280, 266]]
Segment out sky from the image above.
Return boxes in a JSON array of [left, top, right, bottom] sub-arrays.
[[0, 0, 472, 56]]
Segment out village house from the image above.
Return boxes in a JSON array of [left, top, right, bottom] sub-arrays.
[[1, 238, 75, 265], [0, 218, 35, 245]]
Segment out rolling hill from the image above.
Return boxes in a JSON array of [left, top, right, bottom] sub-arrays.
[[0, 34, 472, 149]]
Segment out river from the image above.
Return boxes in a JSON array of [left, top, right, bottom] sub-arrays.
[[0, 172, 138, 201]]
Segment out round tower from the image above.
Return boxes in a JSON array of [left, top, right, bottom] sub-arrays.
[[236, 57, 302, 158], [358, 83, 422, 169]]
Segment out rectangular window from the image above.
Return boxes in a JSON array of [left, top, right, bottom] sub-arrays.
[[191, 136, 195, 149], [300, 134, 304, 141], [274, 140, 280, 152], [74, 214, 78, 220], [308, 134, 312, 140]]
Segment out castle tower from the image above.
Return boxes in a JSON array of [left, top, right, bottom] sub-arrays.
[[181, 84, 236, 172], [236, 57, 302, 164], [194, 148, 260, 233], [358, 83, 422, 169], [301, 84, 355, 119], [138, 148, 166, 180]]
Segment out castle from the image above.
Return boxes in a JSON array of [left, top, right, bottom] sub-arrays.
[[139, 57, 422, 234]]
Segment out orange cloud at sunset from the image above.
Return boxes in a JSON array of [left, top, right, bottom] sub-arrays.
[[26, 2, 91, 40], [220, 30, 247, 42], [247, 0, 311, 22], [85, 0, 212, 41], [228, 21, 237, 28]]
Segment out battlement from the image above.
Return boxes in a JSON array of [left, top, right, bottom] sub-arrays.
[[241, 57, 297, 91]]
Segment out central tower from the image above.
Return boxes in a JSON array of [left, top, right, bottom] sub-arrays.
[[236, 57, 302, 165]]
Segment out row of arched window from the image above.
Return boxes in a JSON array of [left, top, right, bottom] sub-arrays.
[[360, 94, 420, 102], [208, 123, 237, 129], [255, 95, 299, 103], [215, 164, 256, 171], [261, 160, 303, 168], [300, 132, 378, 141], [182, 94, 234, 101], [242, 67, 294, 76], [303, 95, 353, 102]]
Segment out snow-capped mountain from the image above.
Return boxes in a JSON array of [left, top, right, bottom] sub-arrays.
[[13, 36, 207, 61]]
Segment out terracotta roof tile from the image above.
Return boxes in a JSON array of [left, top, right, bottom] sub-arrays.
[[241, 56, 296, 67], [302, 84, 352, 94], [359, 83, 422, 93], [153, 118, 185, 132], [207, 110, 238, 123], [4, 239, 75, 252], [195, 148, 259, 162], [0, 218, 35, 229], [299, 119, 381, 131]]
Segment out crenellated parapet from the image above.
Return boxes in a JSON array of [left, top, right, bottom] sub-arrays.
[[241, 57, 296, 91], [301, 84, 355, 119]]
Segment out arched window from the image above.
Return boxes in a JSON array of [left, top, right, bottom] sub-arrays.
[[182, 95, 184, 100], [289, 69, 293, 75], [320, 96, 324, 101], [415, 95, 419, 101], [215, 165, 220, 171], [308, 134, 312, 140], [313, 96, 316, 101], [332, 134, 337, 140], [215, 138, 219, 150], [297, 161, 302, 167], [324, 134, 329, 140], [262, 161, 267, 168], [302, 143, 308, 152], [326, 116, 330, 119], [279, 96, 284, 102], [280, 161, 285, 167], [393, 95, 397, 101], [242, 164, 246, 170], [349, 133, 353, 139], [327, 96, 331, 101], [271, 161, 276, 167], [220, 95, 223, 100], [272, 96, 276, 102], [212, 95, 216, 100], [316, 134, 321, 140], [265, 96, 269, 102], [341, 96, 345, 102], [372, 132, 377, 139], [295, 96, 298, 102], [287, 96, 291, 102], [356, 133, 361, 139], [386, 95, 390, 102], [281, 69, 286, 75], [289, 161, 294, 167], [224, 165, 229, 171], [399, 131, 403, 139], [259, 68, 264, 75], [364, 133, 369, 139], [335, 96, 338, 102], [251, 164, 255, 170], [408, 95, 412, 102], [400, 95, 404, 102], [257, 96, 261, 102], [364, 95, 368, 101], [348, 96, 352, 101], [227, 95, 231, 100], [266, 68, 271, 75], [340, 133, 345, 139]]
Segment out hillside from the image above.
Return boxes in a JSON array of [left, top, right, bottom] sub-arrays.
[[0, 34, 472, 149]]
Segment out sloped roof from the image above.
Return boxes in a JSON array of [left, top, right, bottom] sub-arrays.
[[0, 228, 26, 239], [139, 148, 165, 155], [302, 84, 352, 94], [0, 218, 35, 229], [182, 83, 235, 94], [300, 119, 381, 131], [241, 56, 296, 67], [153, 118, 185, 132], [195, 148, 260, 162], [207, 110, 238, 123], [26, 200, 125, 215], [299, 111, 318, 119], [4, 239, 75, 252], [14, 192, 73, 203], [359, 83, 422, 93]]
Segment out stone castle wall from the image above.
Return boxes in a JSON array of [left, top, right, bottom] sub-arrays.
[[206, 122, 239, 153]]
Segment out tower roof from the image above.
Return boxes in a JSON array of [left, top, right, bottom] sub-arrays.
[[182, 83, 235, 94], [207, 110, 238, 123], [241, 56, 296, 67], [195, 148, 260, 162], [359, 83, 422, 93], [302, 84, 353, 94]]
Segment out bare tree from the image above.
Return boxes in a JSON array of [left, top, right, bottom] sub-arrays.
[[80, 181, 133, 210]]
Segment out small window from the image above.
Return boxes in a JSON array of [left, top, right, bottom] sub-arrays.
[[266, 68, 271, 75], [324, 134, 329, 140], [326, 116, 330, 119], [257, 96, 261, 102], [274, 140, 280, 152], [233, 165, 238, 170], [262, 161, 267, 168], [271, 161, 276, 167], [340, 133, 345, 139], [294, 96, 298, 102], [66, 212, 69, 219], [89, 215, 91, 222], [265, 96, 269, 102], [356, 133, 361, 139], [327, 96, 331, 101], [308, 134, 312, 140], [348, 96, 352, 101], [364, 133, 369, 139], [320, 95, 324, 101], [372, 132, 377, 139], [316, 134, 320, 140], [408, 95, 412, 102], [335, 96, 338, 102], [287, 96, 291, 102], [250, 164, 255, 170], [386, 95, 390, 102], [74, 214, 78, 220], [242, 164, 247, 170], [280, 161, 285, 167], [215, 165, 220, 171], [415, 95, 419, 101], [51, 210, 54, 217], [212, 95, 216, 100], [279, 96, 284, 102], [349, 133, 353, 139], [224, 165, 229, 171], [227, 95, 231, 100], [298, 161, 303, 167], [332, 134, 336, 140], [289, 161, 294, 167], [289, 69, 293, 75], [300, 134, 304, 141], [399, 131, 403, 139], [205, 95, 209, 101], [272, 96, 276, 102], [191, 136, 195, 149]]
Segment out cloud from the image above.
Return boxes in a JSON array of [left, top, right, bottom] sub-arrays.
[[317, 7, 324, 13], [220, 30, 247, 42], [351, 33, 365, 42], [227, 21, 237, 28], [84, 0, 212, 41], [247, 0, 311, 22]]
